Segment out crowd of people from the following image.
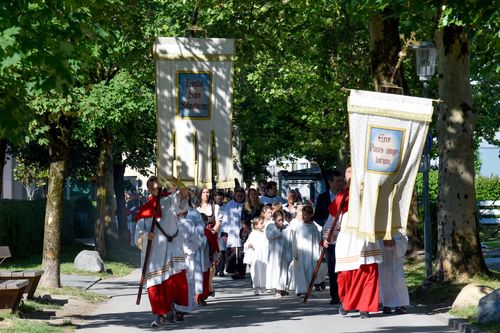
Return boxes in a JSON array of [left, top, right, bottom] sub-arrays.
[[131, 175, 410, 327]]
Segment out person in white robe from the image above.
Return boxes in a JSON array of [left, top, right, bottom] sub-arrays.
[[292, 205, 321, 296], [243, 216, 268, 295], [134, 177, 189, 326], [265, 210, 292, 298], [378, 232, 409, 314], [221, 188, 246, 278], [175, 205, 202, 314]]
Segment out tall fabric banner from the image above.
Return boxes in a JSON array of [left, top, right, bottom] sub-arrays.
[[346, 90, 434, 242], [154, 37, 236, 188]]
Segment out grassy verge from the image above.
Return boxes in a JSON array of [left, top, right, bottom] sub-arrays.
[[4, 242, 140, 278], [0, 287, 106, 333], [405, 257, 500, 333]]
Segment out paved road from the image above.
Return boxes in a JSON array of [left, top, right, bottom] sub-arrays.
[[74, 269, 459, 333]]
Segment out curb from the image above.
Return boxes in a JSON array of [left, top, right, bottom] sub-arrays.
[[434, 312, 488, 333]]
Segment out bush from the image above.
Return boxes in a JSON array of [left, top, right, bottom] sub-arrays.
[[0, 199, 75, 259], [72, 196, 96, 238]]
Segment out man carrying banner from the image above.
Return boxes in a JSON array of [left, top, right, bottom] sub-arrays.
[[334, 90, 433, 318], [135, 176, 190, 327]]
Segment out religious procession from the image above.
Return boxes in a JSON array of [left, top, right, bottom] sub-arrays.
[[132, 37, 432, 328], [2, 2, 499, 332]]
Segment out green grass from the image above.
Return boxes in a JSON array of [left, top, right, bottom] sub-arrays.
[[0, 316, 73, 333], [405, 258, 500, 333], [3, 242, 140, 278]]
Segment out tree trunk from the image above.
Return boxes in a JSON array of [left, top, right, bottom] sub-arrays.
[[369, 8, 406, 94], [434, 24, 488, 279], [40, 115, 72, 288], [95, 128, 117, 260], [0, 139, 7, 198], [113, 162, 129, 247]]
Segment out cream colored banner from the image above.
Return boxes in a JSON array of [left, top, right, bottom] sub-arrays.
[[155, 38, 236, 189], [346, 90, 434, 242]]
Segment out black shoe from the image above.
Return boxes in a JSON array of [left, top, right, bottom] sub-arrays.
[[210, 291, 215, 297], [359, 311, 369, 319], [339, 305, 348, 316], [382, 306, 392, 314], [197, 298, 207, 306], [314, 284, 321, 291], [330, 298, 340, 305], [320, 282, 326, 290], [219, 272, 225, 277], [395, 306, 407, 314], [175, 312, 184, 321]]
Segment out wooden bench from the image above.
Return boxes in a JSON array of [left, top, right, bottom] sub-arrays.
[[478, 200, 500, 224], [0, 246, 44, 300], [0, 270, 44, 300], [0, 279, 29, 311]]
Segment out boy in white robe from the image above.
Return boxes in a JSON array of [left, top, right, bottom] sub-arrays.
[[379, 232, 409, 314], [265, 210, 292, 298], [293, 205, 321, 296], [244, 216, 268, 295]]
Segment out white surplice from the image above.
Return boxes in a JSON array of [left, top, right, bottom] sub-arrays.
[[135, 191, 188, 288], [265, 222, 292, 291], [221, 200, 244, 248], [176, 209, 202, 313], [243, 229, 268, 289], [378, 233, 409, 307], [293, 222, 321, 294]]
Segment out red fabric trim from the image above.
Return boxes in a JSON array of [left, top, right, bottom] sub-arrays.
[[196, 270, 211, 301], [337, 263, 379, 312], [205, 228, 220, 254], [328, 186, 349, 217], [134, 192, 171, 222]]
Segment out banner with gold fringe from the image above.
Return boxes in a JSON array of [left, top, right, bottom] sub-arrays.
[[154, 37, 237, 189], [345, 89, 434, 242]]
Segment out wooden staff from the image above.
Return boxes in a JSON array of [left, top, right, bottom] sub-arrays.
[[303, 186, 349, 304], [136, 188, 163, 305]]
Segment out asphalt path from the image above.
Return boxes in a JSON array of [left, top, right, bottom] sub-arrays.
[[74, 269, 459, 333]]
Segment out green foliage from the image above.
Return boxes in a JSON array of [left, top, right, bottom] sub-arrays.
[[476, 175, 500, 201], [0, 199, 75, 259]]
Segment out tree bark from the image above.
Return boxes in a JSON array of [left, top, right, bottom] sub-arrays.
[[0, 139, 7, 198], [95, 128, 117, 260], [113, 162, 129, 247], [40, 115, 73, 288], [434, 24, 488, 279], [369, 8, 406, 94]]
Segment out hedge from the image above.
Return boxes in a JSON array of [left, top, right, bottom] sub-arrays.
[[0, 199, 74, 259]]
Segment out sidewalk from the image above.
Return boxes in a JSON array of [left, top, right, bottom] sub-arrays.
[[71, 270, 461, 333]]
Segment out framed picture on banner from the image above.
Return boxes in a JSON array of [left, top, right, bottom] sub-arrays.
[[366, 125, 405, 174], [177, 71, 212, 119]]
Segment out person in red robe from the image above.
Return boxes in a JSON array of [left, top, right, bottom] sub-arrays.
[[135, 176, 189, 327], [331, 167, 380, 319]]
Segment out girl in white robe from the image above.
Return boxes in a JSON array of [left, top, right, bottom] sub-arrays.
[[379, 232, 409, 314], [244, 216, 268, 295], [265, 210, 292, 298], [292, 205, 321, 295]]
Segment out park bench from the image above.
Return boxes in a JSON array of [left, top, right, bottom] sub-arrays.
[[0, 246, 44, 300], [0, 279, 29, 311], [477, 200, 500, 225]]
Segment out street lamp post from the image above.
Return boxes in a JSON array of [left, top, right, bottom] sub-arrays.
[[415, 41, 436, 279]]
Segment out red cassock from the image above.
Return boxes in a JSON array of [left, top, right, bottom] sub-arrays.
[[330, 186, 379, 313], [337, 263, 379, 312], [135, 193, 189, 315]]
